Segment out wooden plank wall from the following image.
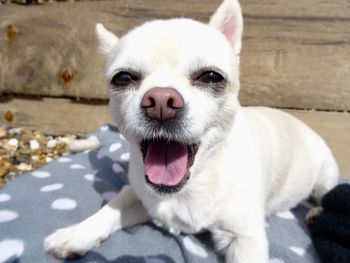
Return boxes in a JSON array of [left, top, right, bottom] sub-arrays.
[[0, 0, 349, 178], [1, 0, 350, 110]]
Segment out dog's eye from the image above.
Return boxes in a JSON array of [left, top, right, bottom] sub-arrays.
[[111, 71, 139, 87], [196, 71, 224, 84]]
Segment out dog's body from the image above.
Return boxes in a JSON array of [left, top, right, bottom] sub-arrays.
[[44, 0, 338, 262]]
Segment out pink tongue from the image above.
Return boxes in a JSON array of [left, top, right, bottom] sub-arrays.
[[144, 141, 188, 186]]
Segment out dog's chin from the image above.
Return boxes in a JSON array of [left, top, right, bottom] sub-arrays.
[[140, 139, 199, 195]]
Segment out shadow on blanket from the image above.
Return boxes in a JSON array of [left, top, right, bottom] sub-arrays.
[[308, 184, 350, 263], [64, 252, 176, 263]]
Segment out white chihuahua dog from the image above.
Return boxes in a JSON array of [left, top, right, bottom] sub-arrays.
[[44, 0, 339, 262]]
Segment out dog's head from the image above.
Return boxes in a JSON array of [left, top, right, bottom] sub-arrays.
[[96, 0, 243, 195]]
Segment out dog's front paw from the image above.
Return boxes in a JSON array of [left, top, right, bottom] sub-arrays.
[[44, 225, 103, 259]]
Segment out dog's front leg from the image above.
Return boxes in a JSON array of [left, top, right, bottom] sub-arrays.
[[227, 232, 268, 263], [44, 185, 149, 259], [212, 220, 268, 263]]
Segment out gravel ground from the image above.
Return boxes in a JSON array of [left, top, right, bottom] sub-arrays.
[[0, 126, 100, 188]]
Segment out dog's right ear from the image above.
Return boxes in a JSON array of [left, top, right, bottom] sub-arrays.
[[209, 0, 243, 55], [95, 23, 119, 56]]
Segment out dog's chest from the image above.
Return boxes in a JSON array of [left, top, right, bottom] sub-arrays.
[[149, 198, 216, 234]]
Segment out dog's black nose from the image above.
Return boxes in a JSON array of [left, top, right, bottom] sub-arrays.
[[141, 88, 184, 121]]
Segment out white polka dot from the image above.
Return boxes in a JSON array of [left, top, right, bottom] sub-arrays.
[[109, 143, 122, 153], [289, 246, 306, 256], [100, 125, 109, 132], [112, 163, 123, 174], [119, 134, 125, 140], [58, 157, 72, 163], [269, 259, 285, 263], [40, 183, 63, 192], [0, 193, 11, 202], [120, 152, 130, 161], [276, 210, 295, 220], [84, 173, 94, 181], [84, 174, 102, 182], [70, 164, 86, 169], [0, 210, 18, 223], [32, 171, 51, 178], [183, 237, 208, 258], [96, 151, 106, 160], [0, 239, 25, 262], [51, 198, 77, 210], [83, 149, 91, 154], [102, 191, 118, 202]]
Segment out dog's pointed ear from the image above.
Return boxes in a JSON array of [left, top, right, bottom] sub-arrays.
[[209, 0, 243, 55], [95, 23, 119, 56]]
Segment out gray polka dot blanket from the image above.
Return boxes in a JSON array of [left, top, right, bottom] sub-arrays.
[[0, 124, 323, 263]]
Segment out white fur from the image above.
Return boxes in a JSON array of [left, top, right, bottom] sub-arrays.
[[95, 23, 118, 56], [209, 0, 243, 55], [44, 1, 338, 262]]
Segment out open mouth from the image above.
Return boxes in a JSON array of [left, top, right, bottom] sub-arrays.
[[140, 139, 199, 194]]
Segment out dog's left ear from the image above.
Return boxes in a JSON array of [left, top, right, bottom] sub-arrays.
[[95, 23, 119, 57], [209, 0, 243, 55]]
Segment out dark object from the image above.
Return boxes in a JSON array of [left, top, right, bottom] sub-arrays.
[[308, 184, 350, 263]]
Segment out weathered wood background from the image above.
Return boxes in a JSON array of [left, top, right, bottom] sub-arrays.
[[0, 0, 349, 178], [1, 0, 350, 109]]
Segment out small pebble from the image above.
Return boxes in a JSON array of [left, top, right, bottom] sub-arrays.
[[0, 128, 7, 138], [5, 139, 19, 151], [31, 155, 39, 161], [47, 139, 57, 148], [29, 140, 40, 150], [8, 128, 22, 136], [68, 139, 101, 153], [17, 163, 32, 171], [19, 128, 33, 144], [0, 167, 8, 178], [34, 131, 47, 145]]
